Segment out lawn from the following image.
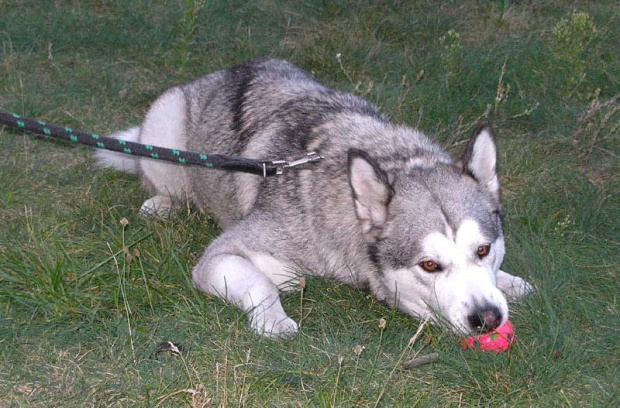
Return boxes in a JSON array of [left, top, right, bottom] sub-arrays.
[[1, 0, 619, 406]]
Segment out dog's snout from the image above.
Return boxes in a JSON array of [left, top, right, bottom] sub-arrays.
[[468, 306, 502, 333]]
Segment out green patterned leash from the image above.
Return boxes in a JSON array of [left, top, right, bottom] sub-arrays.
[[0, 111, 322, 177]]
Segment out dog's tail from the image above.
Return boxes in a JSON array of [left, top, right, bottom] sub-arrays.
[[94, 127, 140, 174]]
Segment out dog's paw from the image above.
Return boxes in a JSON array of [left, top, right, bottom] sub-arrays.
[[497, 270, 534, 301], [140, 195, 172, 218], [250, 309, 299, 339]]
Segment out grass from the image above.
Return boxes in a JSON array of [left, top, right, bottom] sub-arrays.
[[1, 0, 619, 406]]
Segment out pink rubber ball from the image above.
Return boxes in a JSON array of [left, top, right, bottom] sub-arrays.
[[460, 320, 515, 352]]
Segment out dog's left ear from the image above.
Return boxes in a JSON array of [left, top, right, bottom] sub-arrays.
[[461, 126, 500, 202], [348, 149, 394, 242]]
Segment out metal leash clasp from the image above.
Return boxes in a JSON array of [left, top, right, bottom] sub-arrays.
[[267, 151, 324, 177]]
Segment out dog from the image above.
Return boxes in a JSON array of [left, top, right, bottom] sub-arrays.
[[96, 58, 532, 338]]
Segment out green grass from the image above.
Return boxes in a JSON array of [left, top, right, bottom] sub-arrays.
[[1, 0, 619, 406]]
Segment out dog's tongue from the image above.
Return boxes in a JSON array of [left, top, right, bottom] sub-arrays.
[[460, 320, 515, 352]]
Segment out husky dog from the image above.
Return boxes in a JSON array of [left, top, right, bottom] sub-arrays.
[[96, 58, 532, 338]]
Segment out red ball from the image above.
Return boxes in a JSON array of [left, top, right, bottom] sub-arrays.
[[460, 320, 515, 352]]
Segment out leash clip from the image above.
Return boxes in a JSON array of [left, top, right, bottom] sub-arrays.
[[269, 152, 324, 176]]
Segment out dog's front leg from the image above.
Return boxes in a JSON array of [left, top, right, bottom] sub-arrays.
[[496, 269, 534, 301], [192, 243, 298, 339]]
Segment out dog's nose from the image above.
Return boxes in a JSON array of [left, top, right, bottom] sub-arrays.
[[468, 306, 502, 333]]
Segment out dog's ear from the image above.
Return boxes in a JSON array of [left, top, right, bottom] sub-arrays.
[[348, 149, 394, 242], [461, 127, 500, 202]]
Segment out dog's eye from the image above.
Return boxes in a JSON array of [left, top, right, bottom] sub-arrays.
[[477, 244, 491, 259], [419, 260, 441, 272]]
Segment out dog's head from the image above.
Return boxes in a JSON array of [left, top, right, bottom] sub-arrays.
[[348, 127, 508, 335]]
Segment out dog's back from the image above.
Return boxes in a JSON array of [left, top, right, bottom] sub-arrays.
[[183, 59, 451, 227]]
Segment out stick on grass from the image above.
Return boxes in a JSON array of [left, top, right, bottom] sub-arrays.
[[401, 352, 439, 369]]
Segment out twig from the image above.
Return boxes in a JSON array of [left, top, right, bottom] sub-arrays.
[[331, 356, 344, 407], [401, 352, 439, 369]]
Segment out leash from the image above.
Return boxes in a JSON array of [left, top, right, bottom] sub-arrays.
[[0, 111, 323, 177]]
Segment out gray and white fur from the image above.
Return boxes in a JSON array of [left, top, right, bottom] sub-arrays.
[[96, 58, 532, 338]]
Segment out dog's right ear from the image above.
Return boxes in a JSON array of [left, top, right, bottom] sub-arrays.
[[461, 126, 500, 203], [348, 149, 394, 242]]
